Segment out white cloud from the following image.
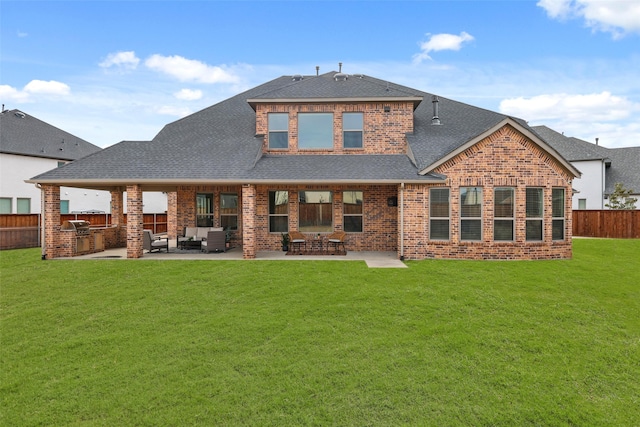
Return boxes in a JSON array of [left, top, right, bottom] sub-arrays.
[[24, 80, 71, 96], [1, 80, 71, 105], [174, 88, 203, 101], [413, 32, 474, 63], [155, 105, 192, 117], [499, 91, 635, 122], [0, 85, 31, 102], [538, 0, 640, 38], [500, 92, 640, 147], [99, 51, 140, 71], [145, 54, 239, 84], [17, 30, 28, 38]]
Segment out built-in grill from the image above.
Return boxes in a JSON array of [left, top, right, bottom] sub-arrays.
[[61, 220, 91, 253], [61, 220, 91, 235]]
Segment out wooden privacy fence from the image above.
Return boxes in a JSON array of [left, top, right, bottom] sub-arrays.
[[572, 210, 640, 239], [0, 213, 168, 250]]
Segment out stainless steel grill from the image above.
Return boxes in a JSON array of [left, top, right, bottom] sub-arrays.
[[61, 220, 91, 235]]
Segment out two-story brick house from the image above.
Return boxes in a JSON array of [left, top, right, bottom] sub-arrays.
[[29, 71, 580, 260]]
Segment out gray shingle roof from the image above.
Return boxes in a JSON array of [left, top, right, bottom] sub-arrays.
[[604, 147, 640, 195], [29, 72, 567, 186], [248, 72, 423, 104], [0, 109, 101, 160], [531, 125, 609, 161]]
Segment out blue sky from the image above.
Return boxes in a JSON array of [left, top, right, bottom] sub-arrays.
[[2, 0, 639, 148]]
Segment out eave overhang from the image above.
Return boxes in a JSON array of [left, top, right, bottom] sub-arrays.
[[418, 117, 582, 178], [25, 176, 445, 192]]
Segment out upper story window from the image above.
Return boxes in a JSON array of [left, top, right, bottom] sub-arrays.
[[0, 198, 11, 214], [17, 198, 31, 214], [268, 113, 289, 149], [298, 113, 333, 149], [343, 112, 363, 148]]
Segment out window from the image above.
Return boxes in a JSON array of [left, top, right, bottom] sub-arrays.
[[578, 198, 586, 210], [57, 161, 67, 167], [196, 193, 214, 227], [299, 190, 332, 232], [430, 188, 450, 240], [552, 188, 565, 240], [343, 191, 363, 232], [220, 193, 238, 230], [298, 113, 333, 149], [268, 113, 288, 149], [343, 112, 363, 148], [460, 187, 482, 241], [494, 187, 514, 241], [0, 198, 11, 214], [17, 198, 31, 214], [269, 191, 288, 233], [526, 188, 544, 241], [60, 200, 70, 214]]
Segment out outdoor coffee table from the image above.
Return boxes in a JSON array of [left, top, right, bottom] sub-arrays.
[[309, 237, 325, 254], [179, 239, 202, 250]]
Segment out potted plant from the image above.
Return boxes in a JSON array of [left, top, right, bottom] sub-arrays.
[[281, 233, 290, 252]]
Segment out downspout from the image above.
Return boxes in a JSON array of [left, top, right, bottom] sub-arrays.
[[400, 182, 405, 261], [36, 184, 45, 260]]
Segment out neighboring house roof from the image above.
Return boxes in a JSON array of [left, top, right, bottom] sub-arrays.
[[532, 125, 640, 195], [0, 109, 101, 161], [29, 72, 578, 187], [532, 125, 609, 161], [604, 147, 640, 195]]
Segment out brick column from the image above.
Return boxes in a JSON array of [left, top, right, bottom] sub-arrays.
[[242, 184, 256, 259], [42, 184, 61, 259], [167, 191, 177, 239], [126, 184, 144, 258], [110, 188, 125, 247]]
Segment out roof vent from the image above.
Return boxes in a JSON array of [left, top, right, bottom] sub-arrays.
[[334, 73, 348, 81], [292, 74, 303, 82], [15, 111, 26, 119], [352, 74, 365, 79], [431, 95, 441, 125]]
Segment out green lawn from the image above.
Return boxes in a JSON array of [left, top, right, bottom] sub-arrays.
[[1, 239, 639, 426]]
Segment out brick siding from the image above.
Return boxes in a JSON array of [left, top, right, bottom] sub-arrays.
[[255, 102, 413, 155], [402, 125, 574, 260]]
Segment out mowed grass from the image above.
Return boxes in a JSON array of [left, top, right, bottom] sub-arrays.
[[1, 240, 639, 426]]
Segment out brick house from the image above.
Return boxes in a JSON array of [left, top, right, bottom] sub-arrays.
[[29, 71, 580, 260]]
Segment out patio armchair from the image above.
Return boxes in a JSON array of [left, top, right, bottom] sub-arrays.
[[327, 231, 346, 254], [288, 231, 307, 253], [143, 230, 169, 253], [201, 230, 226, 253]]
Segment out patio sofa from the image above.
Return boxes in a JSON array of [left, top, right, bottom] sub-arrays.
[[177, 227, 223, 249]]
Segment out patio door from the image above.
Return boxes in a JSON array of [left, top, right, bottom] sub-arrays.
[[196, 193, 214, 226]]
